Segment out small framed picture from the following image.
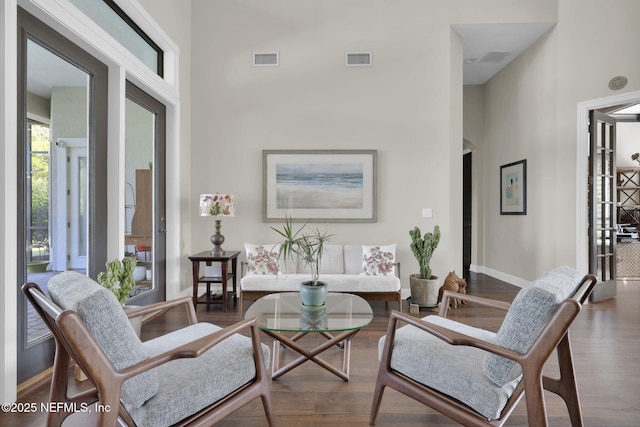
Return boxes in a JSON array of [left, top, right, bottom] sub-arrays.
[[500, 159, 527, 215]]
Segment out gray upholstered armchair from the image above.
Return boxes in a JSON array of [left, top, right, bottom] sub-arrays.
[[23, 271, 274, 427], [370, 266, 598, 427]]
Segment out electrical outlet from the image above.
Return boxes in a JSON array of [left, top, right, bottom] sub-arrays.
[[422, 208, 433, 218]]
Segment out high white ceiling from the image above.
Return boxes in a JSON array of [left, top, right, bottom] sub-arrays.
[[453, 22, 556, 85], [27, 40, 88, 99]]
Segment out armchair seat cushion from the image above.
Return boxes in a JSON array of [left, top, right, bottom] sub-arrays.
[[379, 315, 520, 420], [127, 323, 270, 427]]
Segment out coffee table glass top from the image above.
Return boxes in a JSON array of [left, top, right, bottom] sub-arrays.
[[245, 292, 373, 333]]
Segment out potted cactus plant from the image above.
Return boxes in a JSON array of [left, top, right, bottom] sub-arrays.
[[409, 225, 441, 307]]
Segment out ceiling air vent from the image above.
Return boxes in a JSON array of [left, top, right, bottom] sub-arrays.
[[253, 52, 279, 67], [346, 52, 372, 67], [479, 51, 511, 63]]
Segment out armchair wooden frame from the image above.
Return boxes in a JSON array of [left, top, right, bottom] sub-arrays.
[[370, 274, 598, 427], [23, 282, 275, 427]]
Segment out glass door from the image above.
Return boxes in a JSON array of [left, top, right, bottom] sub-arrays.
[[124, 81, 166, 304], [17, 8, 108, 383], [588, 110, 618, 302]]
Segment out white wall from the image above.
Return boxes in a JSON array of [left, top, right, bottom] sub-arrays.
[[189, 0, 469, 290], [481, 0, 640, 281]]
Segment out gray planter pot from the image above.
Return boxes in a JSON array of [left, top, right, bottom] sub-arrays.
[[299, 281, 328, 307], [409, 274, 441, 307]]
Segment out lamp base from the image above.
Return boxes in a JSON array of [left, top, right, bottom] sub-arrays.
[[211, 219, 225, 255]]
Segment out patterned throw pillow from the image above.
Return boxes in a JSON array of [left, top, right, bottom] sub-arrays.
[[361, 244, 396, 276], [244, 243, 280, 275]]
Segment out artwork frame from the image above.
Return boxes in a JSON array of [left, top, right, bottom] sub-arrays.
[[263, 149, 377, 222], [500, 159, 527, 215]]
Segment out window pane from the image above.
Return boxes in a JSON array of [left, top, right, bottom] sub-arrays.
[[68, 0, 162, 75]]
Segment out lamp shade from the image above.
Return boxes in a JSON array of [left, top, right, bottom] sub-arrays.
[[199, 194, 235, 217]]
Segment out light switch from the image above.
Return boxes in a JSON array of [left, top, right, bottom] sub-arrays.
[[422, 208, 433, 218]]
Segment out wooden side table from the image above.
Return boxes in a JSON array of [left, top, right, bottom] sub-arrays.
[[188, 250, 240, 313]]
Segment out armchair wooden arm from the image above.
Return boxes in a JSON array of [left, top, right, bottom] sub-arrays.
[[383, 310, 524, 362], [438, 290, 511, 317], [124, 295, 198, 325]]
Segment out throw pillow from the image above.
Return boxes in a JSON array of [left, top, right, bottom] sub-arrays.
[[244, 243, 280, 275], [361, 244, 396, 276]]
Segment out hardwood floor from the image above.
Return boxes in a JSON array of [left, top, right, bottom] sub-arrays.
[[4, 273, 639, 426]]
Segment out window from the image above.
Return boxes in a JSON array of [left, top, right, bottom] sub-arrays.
[[68, 0, 163, 76]]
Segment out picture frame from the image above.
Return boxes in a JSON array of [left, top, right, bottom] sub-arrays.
[[500, 159, 527, 215], [263, 149, 377, 222]]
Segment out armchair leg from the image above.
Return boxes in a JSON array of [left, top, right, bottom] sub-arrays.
[[543, 335, 584, 427], [369, 370, 388, 424], [260, 392, 276, 427], [47, 344, 71, 427], [523, 369, 549, 427]]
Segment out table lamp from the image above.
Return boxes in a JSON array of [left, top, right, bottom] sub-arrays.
[[199, 193, 235, 255]]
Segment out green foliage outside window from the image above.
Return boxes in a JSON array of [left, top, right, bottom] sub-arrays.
[[30, 123, 50, 259]]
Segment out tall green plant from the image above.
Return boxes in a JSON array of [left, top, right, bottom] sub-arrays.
[[97, 257, 137, 305], [409, 225, 441, 279], [271, 216, 333, 286]]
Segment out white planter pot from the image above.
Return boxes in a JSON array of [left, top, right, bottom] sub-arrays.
[[133, 266, 146, 282]]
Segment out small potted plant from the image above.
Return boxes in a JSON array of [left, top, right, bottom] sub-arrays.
[[97, 257, 137, 306], [271, 216, 333, 306], [409, 225, 441, 307]]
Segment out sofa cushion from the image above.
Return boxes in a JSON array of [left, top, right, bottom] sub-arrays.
[[244, 243, 282, 274], [298, 244, 344, 275], [47, 271, 158, 409], [380, 315, 519, 420], [241, 273, 400, 293], [127, 322, 270, 427], [483, 266, 583, 386], [344, 245, 364, 274], [361, 244, 396, 276]]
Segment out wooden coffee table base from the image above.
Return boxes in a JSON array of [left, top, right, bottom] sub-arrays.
[[262, 329, 360, 381]]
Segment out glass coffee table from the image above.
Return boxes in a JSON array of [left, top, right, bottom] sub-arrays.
[[245, 292, 373, 381]]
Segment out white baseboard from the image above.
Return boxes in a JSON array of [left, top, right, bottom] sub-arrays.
[[470, 264, 531, 289]]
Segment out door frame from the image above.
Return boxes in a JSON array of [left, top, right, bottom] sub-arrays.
[[125, 80, 167, 305], [16, 7, 108, 383], [576, 90, 640, 275]]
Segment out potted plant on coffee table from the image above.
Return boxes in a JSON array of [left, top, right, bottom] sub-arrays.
[[271, 216, 333, 306], [409, 225, 441, 307]]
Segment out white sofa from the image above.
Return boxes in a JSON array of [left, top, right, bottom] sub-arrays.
[[240, 243, 402, 311]]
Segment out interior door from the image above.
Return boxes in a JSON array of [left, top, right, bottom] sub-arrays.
[[588, 110, 617, 302], [17, 8, 108, 383]]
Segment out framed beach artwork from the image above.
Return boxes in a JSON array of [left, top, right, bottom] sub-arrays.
[[263, 149, 377, 222], [500, 159, 527, 215]]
